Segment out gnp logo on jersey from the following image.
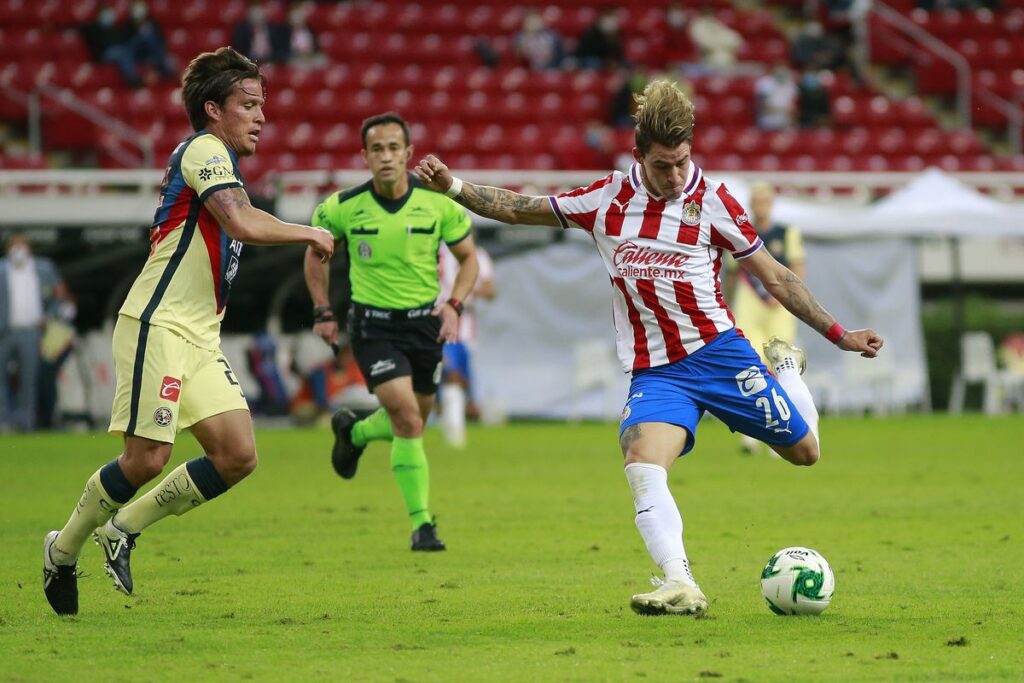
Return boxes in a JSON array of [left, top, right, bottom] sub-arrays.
[[681, 200, 702, 226], [160, 376, 182, 402], [153, 407, 173, 427], [735, 366, 768, 397], [357, 240, 373, 259]]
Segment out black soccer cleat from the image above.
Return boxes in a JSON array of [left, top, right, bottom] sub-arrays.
[[94, 519, 139, 595], [411, 521, 446, 552], [330, 408, 367, 479], [43, 530, 79, 616]]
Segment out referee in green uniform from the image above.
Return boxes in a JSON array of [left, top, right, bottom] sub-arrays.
[[303, 112, 479, 551]]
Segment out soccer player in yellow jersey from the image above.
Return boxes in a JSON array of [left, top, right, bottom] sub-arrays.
[[42, 47, 335, 616]]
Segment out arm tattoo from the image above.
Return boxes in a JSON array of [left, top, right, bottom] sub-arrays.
[[209, 187, 251, 215], [619, 424, 642, 456], [776, 270, 834, 334], [455, 183, 547, 223]]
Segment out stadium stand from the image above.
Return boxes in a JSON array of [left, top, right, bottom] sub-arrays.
[[2, 0, 1022, 180]]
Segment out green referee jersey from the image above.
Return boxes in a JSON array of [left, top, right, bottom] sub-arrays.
[[312, 174, 472, 309]]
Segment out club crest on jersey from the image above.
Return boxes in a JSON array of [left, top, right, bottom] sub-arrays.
[[153, 407, 173, 427], [357, 240, 373, 259], [160, 376, 181, 402], [681, 201, 702, 226]]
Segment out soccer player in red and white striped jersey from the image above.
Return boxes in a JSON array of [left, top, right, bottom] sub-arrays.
[[416, 79, 883, 617]]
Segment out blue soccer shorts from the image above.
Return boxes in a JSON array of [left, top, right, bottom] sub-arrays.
[[618, 328, 810, 457], [442, 342, 472, 385]]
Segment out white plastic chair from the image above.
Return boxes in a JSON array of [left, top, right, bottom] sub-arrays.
[[948, 332, 1007, 414]]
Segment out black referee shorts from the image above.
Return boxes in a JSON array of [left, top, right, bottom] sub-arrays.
[[349, 303, 443, 395]]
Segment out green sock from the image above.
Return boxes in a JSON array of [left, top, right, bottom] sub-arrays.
[[351, 408, 393, 447], [390, 436, 432, 529]]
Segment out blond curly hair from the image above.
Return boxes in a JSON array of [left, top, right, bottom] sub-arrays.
[[633, 79, 695, 154]]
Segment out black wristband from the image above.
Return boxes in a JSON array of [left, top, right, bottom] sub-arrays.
[[446, 298, 464, 316], [313, 305, 335, 323]]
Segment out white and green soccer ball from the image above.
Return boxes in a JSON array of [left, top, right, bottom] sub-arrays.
[[760, 547, 834, 616]]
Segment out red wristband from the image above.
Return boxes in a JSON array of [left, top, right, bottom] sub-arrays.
[[825, 322, 846, 344]]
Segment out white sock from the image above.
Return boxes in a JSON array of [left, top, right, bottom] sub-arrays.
[[440, 383, 466, 448], [775, 367, 820, 447], [624, 462, 696, 586]]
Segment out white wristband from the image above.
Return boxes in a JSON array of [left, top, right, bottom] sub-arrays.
[[444, 176, 463, 198]]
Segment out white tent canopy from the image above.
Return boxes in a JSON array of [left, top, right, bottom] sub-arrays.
[[766, 168, 1024, 238]]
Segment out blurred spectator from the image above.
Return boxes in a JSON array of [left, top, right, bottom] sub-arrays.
[[0, 234, 69, 432], [281, 1, 323, 67], [437, 242, 496, 448], [609, 67, 647, 128], [233, 1, 287, 64], [689, 5, 744, 71], [999, 333, 1024, 374], [663, 2, 696, 67], [574, 9, 626, 70], [797, 69, 832, 128], [36, 293, 77, 430], [246, 331, 290, 416], [289, 333, 373, 424], [755, 64, 798, 130], [123, 1, 175, 79], [514, 10, 565, 71], [790, 21, 842, 72], [82, 2, 173, 87]]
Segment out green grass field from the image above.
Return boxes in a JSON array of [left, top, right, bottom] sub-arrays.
[[2, 416, 1021, 682]]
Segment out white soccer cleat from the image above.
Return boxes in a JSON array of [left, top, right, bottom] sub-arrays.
[[763, 337, 807, 376], [630, 578, 708, 616]]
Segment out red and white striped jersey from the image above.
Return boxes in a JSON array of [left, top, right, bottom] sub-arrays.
[[549, 161, 763, 373]]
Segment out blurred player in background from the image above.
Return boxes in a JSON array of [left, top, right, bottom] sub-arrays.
[[437, 241, 496, 448], [42, 47, 335, 616], [304, 112, 479, 552], [415, 79, 883, 616], [726, 181, 805, 454]]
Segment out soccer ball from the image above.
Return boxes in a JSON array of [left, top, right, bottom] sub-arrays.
[[760, 546, 835, 615]]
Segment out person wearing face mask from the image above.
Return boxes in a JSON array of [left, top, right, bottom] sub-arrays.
[[514, 9, 565, 71], [574, 9, 627, 70], [280, 0, 323, 67], [122, 0, 175, 80], [232, 1, 288, 64], [0, 234, 68, 432], [81, 2, 173, 87]]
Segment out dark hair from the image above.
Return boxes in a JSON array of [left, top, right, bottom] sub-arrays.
[[360, 112, 410, 148], [181, 47, 264, 131]]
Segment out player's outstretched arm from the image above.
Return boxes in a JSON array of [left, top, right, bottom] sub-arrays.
[[205, 186, 335, 261], [740, 247, 884, 358], [414, 154, 561, 227]]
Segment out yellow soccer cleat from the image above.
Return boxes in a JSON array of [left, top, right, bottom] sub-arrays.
[[630, 578, 709, 616], [763, 337, 807, 376]]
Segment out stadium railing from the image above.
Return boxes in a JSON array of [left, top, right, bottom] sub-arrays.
[[2, 169, 1024, 227]]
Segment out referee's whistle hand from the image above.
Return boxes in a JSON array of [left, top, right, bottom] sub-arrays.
[[432, 303, 459, 343]]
